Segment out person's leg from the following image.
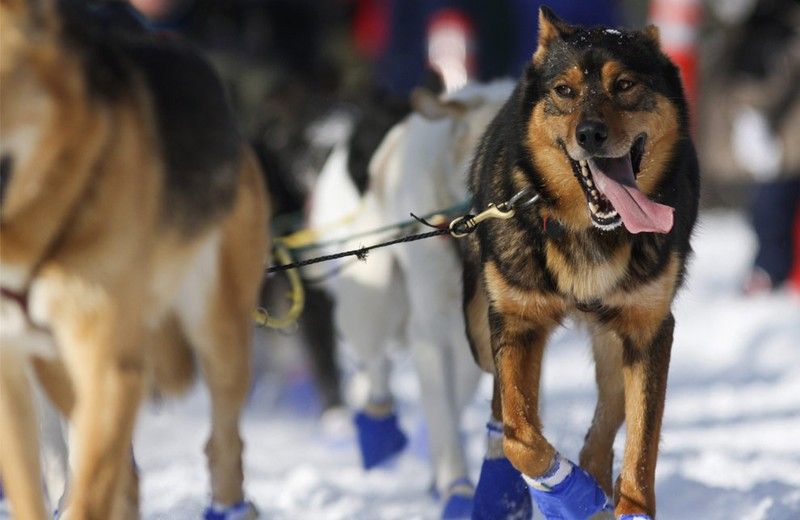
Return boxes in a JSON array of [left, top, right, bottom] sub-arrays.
[[750, 178, 800, 288]]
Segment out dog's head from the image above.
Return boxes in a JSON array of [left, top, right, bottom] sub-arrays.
[[1, 0, 119, 290], [412, 80, 514, 197], [523, 7, 685, 234], [0, 0, 115, 222], [1, 0, 78, 223]]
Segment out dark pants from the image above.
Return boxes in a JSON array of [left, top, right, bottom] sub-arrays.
[[752, 178, 800, 284]]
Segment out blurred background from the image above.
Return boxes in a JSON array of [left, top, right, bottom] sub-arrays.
[[28, 1, 796, 518], [122, 0, 799, 297]]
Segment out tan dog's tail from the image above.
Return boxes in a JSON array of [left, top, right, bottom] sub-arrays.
[[144, 315, 196, 396]]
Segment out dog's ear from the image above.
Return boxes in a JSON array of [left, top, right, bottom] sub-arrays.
[[533, 6, 575, 65], [641, 24, 661, 48], [411, 87, 475, 120]]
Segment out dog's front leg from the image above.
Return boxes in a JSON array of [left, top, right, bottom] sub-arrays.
[[614, 312, 674, 519], [0, 349, 49, 520], [488, 301, 612, 520], [490, 310, 556, 478], [36, 276, 145, 520], [580, 325, 626, 496]]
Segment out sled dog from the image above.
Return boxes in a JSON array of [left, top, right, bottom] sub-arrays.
[[461, 8, 699, 519], [309, 81, 513, 515], [0, 2, 267, 518]]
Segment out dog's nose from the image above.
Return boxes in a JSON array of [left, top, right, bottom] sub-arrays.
[[576, 121, 608, 154]]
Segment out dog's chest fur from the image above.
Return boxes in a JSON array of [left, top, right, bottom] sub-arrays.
[[482, 214, 672, 316]]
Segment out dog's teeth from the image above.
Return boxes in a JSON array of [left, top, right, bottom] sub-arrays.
[[589, 202, 599, 213], [591, 189, 598, 197], [586, 179, 593, 187]]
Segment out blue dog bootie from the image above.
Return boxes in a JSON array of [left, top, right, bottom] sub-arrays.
[[472, 420, 532, 520], [203, 500, 258, 520], [441, 477, 475, 519], [525, 454, 612, 520], [353, 409, 408, 469]]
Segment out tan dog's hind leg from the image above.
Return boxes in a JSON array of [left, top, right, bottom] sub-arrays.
[[0, 350, 49, 520], [179, 150, 267, 509], [579, 324, 625, 496]]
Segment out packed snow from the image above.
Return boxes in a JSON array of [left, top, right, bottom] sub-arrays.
[[130, 210, 800, 520], [5, 210, 797, 519]]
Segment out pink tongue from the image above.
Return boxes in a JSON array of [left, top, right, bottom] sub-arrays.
[[588, 155, 674, 234]]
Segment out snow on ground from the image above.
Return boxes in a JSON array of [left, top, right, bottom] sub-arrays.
[[132, 210, 798, 519]]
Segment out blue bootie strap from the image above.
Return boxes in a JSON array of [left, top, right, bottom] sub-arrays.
[[619, 515, 652, 520], [524, 454, 574, 490], [528, 462, 612, 520]]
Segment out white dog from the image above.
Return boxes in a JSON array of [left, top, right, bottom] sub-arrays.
[[308, 80, 514, 518]]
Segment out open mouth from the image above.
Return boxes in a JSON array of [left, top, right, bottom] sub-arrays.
[[568, 135, 674, 234]]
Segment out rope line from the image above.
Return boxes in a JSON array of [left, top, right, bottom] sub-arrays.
[[280, 199, 472, 254], [267, 228, 450, 274]]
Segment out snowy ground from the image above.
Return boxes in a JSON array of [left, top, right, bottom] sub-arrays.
[[108, 210, 800, 519]]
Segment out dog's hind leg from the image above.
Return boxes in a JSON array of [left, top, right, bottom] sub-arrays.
[[179, 152, 267, 517], [407, 324, 469, 492], [579, 324, 625, 496], [177, 238, 259, 517], [335, 254, 409, 469], [449, 323, 482, 414], [0, 350, 49, 520], [183, 301, 252, 512], [472, 377, 533, 520]]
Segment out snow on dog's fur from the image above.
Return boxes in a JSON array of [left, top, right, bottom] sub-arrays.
[[308, 80, 514, 507]]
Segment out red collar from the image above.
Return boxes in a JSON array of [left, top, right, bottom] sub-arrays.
[[1, 286, 48, 333], [1, 286, 29, 314]]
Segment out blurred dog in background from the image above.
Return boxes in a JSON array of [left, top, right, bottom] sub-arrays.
[[309, 80, 513, 518], [0, 1, 267, 518]]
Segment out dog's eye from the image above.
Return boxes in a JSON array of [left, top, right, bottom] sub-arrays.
[[554, 85, 573, 98], [615, 79, 635, 92]]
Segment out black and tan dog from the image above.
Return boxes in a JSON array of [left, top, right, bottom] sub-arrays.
[[0, 1, 267, 518], [462, 8, 699, 520]]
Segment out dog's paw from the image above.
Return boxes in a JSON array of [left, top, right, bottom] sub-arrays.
[[353, 410, 408, 469], [473, 456, 532, 520], [440, 477, 474, 519], [203, 500, 258, 520], [527, 461, 612, 520]]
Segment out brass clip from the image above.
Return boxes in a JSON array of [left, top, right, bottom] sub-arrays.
[[449, 203, 516, 238]]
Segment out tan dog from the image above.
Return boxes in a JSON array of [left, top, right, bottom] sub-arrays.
[[0, 2, 268, 518]]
